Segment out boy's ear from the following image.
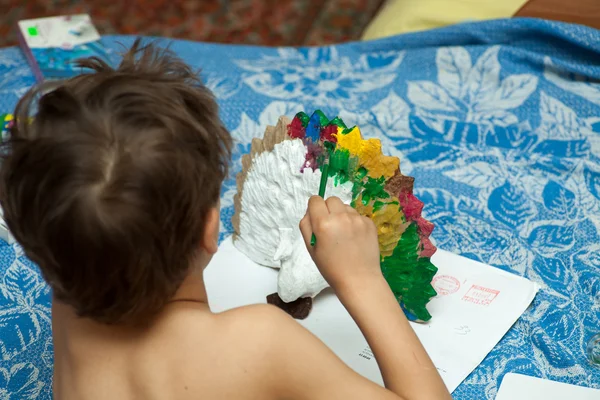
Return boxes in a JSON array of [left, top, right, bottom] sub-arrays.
[[201, 207, 220, 255]]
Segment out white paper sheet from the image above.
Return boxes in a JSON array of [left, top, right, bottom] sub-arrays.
[[496, 373, 600, 399], [205, 237, 540, 393]]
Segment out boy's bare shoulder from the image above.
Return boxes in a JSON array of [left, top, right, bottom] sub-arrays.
[[155, 304, 297, 399], [207, 303, 298, 348], [156, 303, 393, 400], [160, 303, 298, 365]]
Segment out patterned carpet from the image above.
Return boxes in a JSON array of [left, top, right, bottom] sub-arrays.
[[0, 0, 384, 47]]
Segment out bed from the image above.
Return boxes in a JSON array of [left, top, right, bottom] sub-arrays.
[[0, 18, 599, 399]]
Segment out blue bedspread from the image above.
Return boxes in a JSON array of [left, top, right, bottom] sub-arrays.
[[1, 18, 599, 398]]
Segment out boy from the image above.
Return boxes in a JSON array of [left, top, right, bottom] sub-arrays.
[[0, 41, 451, 400]]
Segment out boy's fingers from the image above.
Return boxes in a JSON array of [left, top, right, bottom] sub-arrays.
[[299, 215, 313, 247], [307, 195, 329, 224], [325, 196, 346, 213]]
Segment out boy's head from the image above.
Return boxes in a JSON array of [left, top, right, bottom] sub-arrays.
[[0, 41, 231, 324]]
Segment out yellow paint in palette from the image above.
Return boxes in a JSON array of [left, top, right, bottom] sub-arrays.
[[335, 126, 399, 179]]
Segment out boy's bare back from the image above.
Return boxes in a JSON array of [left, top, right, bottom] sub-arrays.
[[1, 41, 451, 400]]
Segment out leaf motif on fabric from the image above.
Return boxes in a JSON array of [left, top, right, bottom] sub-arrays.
[[542, 180, 577, 217], [528, 224, 575, 254], [409, 114, 445, 139], [488, 181, 537, 230], [531, 156, 576, 178], [443, 162, 502, 189], [532, 256, 569, 286], [469, 110, 519, 127], [0, 307, 43, 361], [306, 47, 338, 63], [407, 81, 460, 112], [258, 101, 304, 128], [544, 56, 600, 106], [0, 261, 50, 360], [538, 92, 583, 141], [1, 261, 46, 304], [436, 47, 472, 98], [532, 139, 590, 158], [487, 238, 533, 275], [576, 269, 600, 302], [237, 48, 403, 107], [532, 328, 577, 368], [41, 336, 53, 369], [358, 51, 405, 72], [395, 137, 457, 166], [465, 47, 501, 103], [231, 113, 261, 144], [583, 166, 600, 200], [576, 244, 600, 267], [0, 363, 44, 398], [204, 75, 242, 100], [539, 304, 578, 341], [370, 91, 411, 136], [477, 74, 538, 111]]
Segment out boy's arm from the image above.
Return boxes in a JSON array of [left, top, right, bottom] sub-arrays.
[[337, 276, 451, 400], [259, 280, 450, 400], [288, 196, 452, 400], [256, 305, 404, 400]]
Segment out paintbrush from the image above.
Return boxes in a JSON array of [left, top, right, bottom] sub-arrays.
[[310, 162, 329, 246]]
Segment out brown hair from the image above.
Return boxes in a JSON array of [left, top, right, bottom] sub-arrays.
[[0, 40, 231, 324]]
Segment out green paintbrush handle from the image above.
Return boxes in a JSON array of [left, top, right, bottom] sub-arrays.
[[311, 163, 329, 247]]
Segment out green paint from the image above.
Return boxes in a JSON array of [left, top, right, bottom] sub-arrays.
[[355, 166, 368, 180], [372, 201, 386, 212], [27, 26, 38, 37], [323, 140, 335, 152], [329, 117, 347, 129], [327, 147, 360, 187], [313, 109, 330, 127], [295, 111, 310, 127], [342, 126, 355, 135], [292, 110, 438, 321], [360, 176, 390, 205], [380, 223, 438, 321]]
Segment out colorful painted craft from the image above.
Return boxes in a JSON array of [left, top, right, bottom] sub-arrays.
[[232, 111, 438, 322], [1, 114, 12, 142]]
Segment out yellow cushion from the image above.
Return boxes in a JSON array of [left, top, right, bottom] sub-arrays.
[[362, 0, 528, 40]]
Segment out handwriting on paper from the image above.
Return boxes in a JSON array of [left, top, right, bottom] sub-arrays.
[[454, 325, 471, 335]]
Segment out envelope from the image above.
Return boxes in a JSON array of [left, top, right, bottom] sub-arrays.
[[205, 237, 540, 393]]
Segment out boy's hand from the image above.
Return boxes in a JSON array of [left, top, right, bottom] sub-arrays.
[[299, 196, 383, 294]]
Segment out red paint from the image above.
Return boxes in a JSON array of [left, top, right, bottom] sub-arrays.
[[398, 191, 424, 221], [320, 125, 338, 143], [419, 236, 437, 258], [288, 116, 306, 139], [301, 142, 323, 172], [416, 217, 434, 237]]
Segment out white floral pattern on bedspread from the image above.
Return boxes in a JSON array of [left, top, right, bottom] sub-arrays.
[[1, 19, 599, 399]]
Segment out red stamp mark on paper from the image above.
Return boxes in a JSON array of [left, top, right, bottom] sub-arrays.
[[432, 275, 460, 296], [462, 285, 500, 306]]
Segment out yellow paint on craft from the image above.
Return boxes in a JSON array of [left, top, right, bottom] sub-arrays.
[[335, 126, 399, 179], [353, 194, 409, 257]]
